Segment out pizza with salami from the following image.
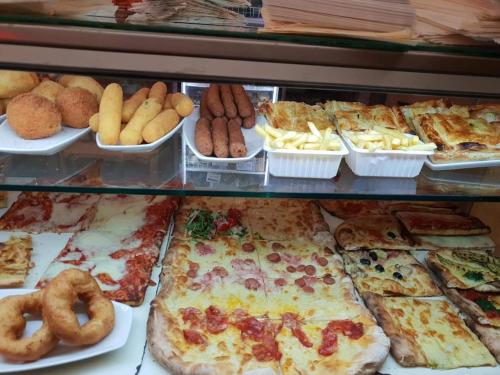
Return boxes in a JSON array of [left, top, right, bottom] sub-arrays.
[[37, 194, 178, 305], [148, 197, 390, 375], [342, 250, 441, 297]]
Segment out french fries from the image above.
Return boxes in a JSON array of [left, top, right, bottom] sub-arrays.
[[344, 128, 436, 152], [256, 121, 342, 151]]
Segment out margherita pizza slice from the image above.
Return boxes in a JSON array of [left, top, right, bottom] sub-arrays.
[[38, 195, 176, 305], [426, 251, 500, 292], [395, 211, 490, 236], [0, 236, 32, 287], [342, 250, 441, 297], [364, 293, 496, 368], [0, 192, 100, 233], [335, 215, 413, 251], [278, 314, 389, 375]]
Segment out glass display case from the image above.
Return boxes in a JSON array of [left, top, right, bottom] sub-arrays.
[[0, 6, 499, 375]]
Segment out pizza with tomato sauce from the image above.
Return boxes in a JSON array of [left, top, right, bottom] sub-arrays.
[[148, 198, 390, 375], [0, 191, 100, 233], [37, 194, 178, 305]]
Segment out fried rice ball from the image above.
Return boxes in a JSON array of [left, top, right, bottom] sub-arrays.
[[6, 93, 62, 139], [0, 70, 39, 98], [56, 87, 98, 128]]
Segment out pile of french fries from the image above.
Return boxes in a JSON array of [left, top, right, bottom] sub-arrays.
[[256, 122, 342, 151], [344, 126, 437, 152]]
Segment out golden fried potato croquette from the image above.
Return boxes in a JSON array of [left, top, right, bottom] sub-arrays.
[[66, 76, 104, 102], [56, 87, 98, 128], [32, 80, 64, 103], [0, 70, 39, 98], [7, 93, 61, 139]]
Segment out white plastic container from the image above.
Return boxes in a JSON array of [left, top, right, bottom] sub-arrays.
[[265, 142, 348, 179], [342, 135, 434, 178]]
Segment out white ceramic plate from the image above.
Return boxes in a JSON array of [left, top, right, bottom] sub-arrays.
[[0, 117, 91, 155], [425, 158, 500, 171], [183, 108, 264, 163], [96, 117, 185, 153], [0, 289, 133, 373]]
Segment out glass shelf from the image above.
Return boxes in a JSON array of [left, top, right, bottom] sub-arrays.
[[1, 133, 498, 201], [1, 7, 500, 59]]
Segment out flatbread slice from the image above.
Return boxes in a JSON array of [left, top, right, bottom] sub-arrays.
[[363, 293, 497, 368], [426, 251, 500, 292], [413, 234, 496, 251], [342, 250, 441, 296], [335, 215, 413, 251], [395, 211, 490, 236], [0, 236, 32, 287]]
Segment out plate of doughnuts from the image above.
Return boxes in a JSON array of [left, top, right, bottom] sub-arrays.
[[0, 271, 132, 372]]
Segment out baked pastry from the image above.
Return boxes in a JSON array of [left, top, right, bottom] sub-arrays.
[[334, 105, 412, 133], [56, 87, 98, 128], [413, 113, 500, 163], [259, 101, 333, 132], [6, 93, 61, 139], [0, 70, 39, 98]]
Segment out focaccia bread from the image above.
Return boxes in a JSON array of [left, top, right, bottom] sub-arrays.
[[426, 251, 500, 292], [334, 105, 411, 134], [364, 293, 496, 368], [395, 211, 490, 236], [413, 113, 500, 163], [0, 236, 32, 287], [259, 101, 333, 132], [335, 215, 413, 251], [342, 250, 441, 297]]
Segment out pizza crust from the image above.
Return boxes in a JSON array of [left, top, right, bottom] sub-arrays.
[[363, 293, 424, 367], [442, 287, 500, 328], [464, 318, 500, 364]]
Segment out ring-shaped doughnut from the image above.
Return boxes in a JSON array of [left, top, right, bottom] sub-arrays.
[[42, 269, 115, 346], [0, 291, 59, 362]]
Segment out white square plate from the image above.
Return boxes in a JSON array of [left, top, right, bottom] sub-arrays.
[[183, 108, 264, 163], [0, 117, 91, 155], [96, 116, 185, 153], [0, 289, 133, 373], [425, 158, 500, 171]]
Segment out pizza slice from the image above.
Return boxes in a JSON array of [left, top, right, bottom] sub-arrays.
[[443, 288, 500, 328], [278, 314, 389, 375], [319, 200, 386, 219], [334, 215, 414, 251], [341, 250, 441, 297], [259, 101, 334, 132], [0, 236, 32, 287], [148, 299, 282, 375], [464, 317, 500, 363], [254, 240, 343, 280], [395, 211, 491, 236], [174, 207, 250, 241], [364, 293, 497, 368], [426, 250, 500, 292], [0, 191, 100, 233], [38, 195, 176, 305], [413, 234, 496, 251], [247, 201, 330, 243]]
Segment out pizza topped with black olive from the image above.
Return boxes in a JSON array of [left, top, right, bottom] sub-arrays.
[[342, 250, 441, 297]]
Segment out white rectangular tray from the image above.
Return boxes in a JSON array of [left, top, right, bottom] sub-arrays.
[[425, 158, 500, 171], [0, 117, 90, 156]]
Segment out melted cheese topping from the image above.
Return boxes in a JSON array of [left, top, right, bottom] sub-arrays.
[[415, 234, 495, 250], [381, 298, 495, 368]]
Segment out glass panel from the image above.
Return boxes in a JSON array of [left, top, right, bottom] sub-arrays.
[[1, 134, 499, 201], [1, 4, 500, 59]]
